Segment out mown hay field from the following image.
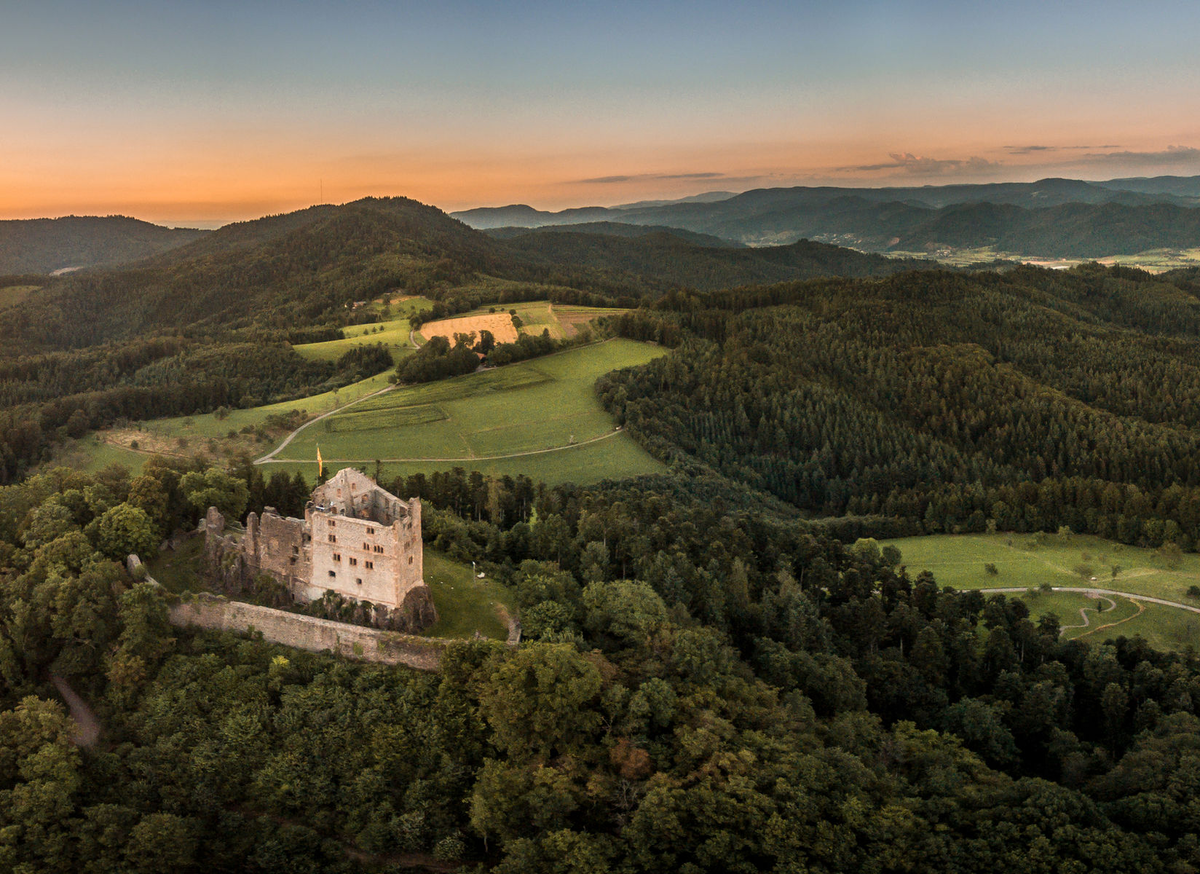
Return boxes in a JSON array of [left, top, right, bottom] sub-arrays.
[[417, 312, 519, 346]]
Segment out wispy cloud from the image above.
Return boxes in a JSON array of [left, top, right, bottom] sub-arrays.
[[1081, 145, 1200, 166], [1003, 144, 1105, 155], [575, 171, 729, 184], [838, 152, 1002, 175]]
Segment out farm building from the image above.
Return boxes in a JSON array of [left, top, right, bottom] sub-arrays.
[[204, 468, 435, 631]]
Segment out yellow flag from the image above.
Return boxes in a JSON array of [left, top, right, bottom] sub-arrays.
[[317, 445, 323, 477]]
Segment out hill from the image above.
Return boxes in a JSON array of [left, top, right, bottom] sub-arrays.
[[484, 221, 737, 248], [0, 197, 959, 354], [454, 178, 1200, 254], [0, 198, 542, 351], [0, 215, 206, 275], [601, 262, 1200, 548], [498, 229, 936, 291]]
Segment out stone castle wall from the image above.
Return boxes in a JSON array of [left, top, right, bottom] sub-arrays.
[[170, 595, 447, 671]]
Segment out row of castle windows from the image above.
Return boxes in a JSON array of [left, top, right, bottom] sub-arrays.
[[328, 533, 387, 555], [330, 553, 374, 569]]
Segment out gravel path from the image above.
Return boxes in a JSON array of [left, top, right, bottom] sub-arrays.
[[963, 585, 1200, 615]]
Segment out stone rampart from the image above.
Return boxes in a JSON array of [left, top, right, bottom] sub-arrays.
[[169, 594, 448, 671]]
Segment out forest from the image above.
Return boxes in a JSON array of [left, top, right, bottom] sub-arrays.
[[5, 460, 1200, 871], [7, 198, 1200, 870]]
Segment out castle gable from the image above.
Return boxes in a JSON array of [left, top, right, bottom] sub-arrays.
[[310, 468, 409, 525]]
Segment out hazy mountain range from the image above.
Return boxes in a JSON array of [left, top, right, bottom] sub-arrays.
[[453, 176, 1200, 255], [9, 175, 1200, 280]]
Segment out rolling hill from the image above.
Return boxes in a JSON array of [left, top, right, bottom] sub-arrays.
[[0, 215, 206, 275], [454, 177, 1200, 255]]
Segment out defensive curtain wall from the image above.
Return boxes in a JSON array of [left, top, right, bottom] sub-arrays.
[[130, 554, 520, 673], [169, 592, 447, 670]]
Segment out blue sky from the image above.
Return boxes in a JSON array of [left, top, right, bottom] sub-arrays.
[[3, 1, 1199, 223]]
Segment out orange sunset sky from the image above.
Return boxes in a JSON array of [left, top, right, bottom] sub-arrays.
[[5, 1, 1200, 227]]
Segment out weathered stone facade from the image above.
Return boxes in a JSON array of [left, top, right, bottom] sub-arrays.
[[204, 468, 436, 632]]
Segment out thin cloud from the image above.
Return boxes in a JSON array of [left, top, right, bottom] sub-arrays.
[[576, 171, 729, 184], [838, 153, 1002, 175], [1004, 144, 1102, 155], [1082, 145, 1200, 166]]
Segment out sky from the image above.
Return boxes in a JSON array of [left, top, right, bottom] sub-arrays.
[[4, 0, 1200, 227]]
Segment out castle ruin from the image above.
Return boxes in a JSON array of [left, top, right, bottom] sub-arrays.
[[204, 468, 437, 632]]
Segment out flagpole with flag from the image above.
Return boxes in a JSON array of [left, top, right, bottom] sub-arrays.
[[317, 444, 323, 478]]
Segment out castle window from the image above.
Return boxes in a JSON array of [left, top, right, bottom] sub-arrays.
[[289, 557, 296, 565], [365, 560, 374, 570], [329, 534, 337, 543], [362, 542, 369, 550], [367, 527, 374, 535], [328, 570, 336, 578], [408, 556, 413, 565], [329, 520, 335, 528], [292, 545, 299, 555], [356, 578, 362, 585], [350, 557, 358, 566], [374, 545, 383, 553], [333, 553, 341, 561]]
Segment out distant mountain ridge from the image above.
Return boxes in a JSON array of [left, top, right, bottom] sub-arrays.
[[0, 197, 935, 352], [0, 216, 207, 275], [453, 177, 1200, 256]]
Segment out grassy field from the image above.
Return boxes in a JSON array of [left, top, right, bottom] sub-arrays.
[[0, 285, 40, 309], [421, 550, 516, 641], [888, 245, 1200, 273], [266, 339, 668, 485], [144, 536, 208, 594], [293, 296, 432, 363], [415, 300, 627, 345], [885, 532, 1200, 649], [53, 437, 149, 475]]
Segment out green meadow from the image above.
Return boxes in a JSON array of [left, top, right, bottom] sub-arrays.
[[421, 550, 517, 641], [145, 372, 397, 441], [885, 532, 1200, 650], [293, 296, 432, 362], [268, 339, 668, 485]]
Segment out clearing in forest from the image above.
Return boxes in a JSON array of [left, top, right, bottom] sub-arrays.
[[884, 532, 1200, 650], [267, 339, 667, 485]]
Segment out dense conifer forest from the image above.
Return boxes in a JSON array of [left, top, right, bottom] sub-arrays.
[[7, 198, 1200, 870]]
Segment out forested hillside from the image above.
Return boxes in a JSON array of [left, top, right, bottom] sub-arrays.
[[5, 459, 1200, 871], [497, 229, 934, 291], [0, 216, 206, 274], [601, 263, 1200, 547], [7, 192, 1200, 872]]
